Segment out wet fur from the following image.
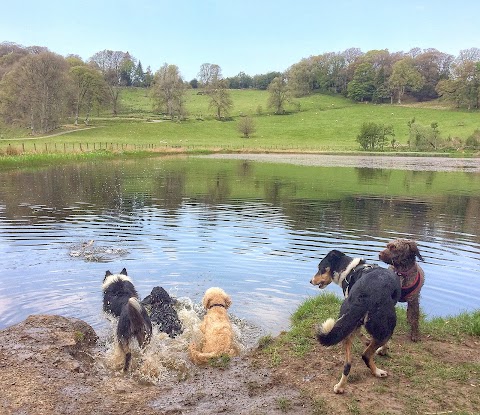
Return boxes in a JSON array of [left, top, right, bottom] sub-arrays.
[[379, 239, 425, 342], [142, 286, 183, 338], [102, 268, 152, 371], [188, 287, 240, 364], [310, 250, 401, 394]]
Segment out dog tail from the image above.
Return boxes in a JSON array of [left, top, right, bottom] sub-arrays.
[[316, 313, 360, 347], [188, 342, 237, 365]]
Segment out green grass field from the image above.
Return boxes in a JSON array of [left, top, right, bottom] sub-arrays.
[[1, 87, 479, 154]]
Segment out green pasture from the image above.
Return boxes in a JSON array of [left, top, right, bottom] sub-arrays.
[[1, 88, 479, 154]]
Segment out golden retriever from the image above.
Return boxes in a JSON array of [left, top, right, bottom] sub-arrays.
[[188, 287, 240, 364]]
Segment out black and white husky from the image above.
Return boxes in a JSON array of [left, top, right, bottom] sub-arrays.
[[102, 268, 152, 371]]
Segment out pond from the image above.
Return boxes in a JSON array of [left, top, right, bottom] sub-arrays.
[[0, 155, 479, 336]]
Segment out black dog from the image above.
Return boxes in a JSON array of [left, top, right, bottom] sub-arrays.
[[310, 250, 401, 394], [142, 286, 183, 338], [102, 268, 152, 371]]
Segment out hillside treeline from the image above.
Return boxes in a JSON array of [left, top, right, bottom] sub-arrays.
[[0, 41, 479, 135]]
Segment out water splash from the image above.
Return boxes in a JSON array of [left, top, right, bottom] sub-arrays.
[[69, 240, 129, 262], [98, 297, 262, 384]]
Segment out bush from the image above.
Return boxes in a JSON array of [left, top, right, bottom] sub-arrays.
[[356, 122, 394, 150], [466, 129, 480, 149], [237, 116, 256, 138]]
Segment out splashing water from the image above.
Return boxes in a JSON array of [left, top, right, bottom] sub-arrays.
[[98, 297, 264, 383]]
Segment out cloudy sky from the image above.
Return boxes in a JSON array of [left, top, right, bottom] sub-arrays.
[[2, 0, 479, 80]]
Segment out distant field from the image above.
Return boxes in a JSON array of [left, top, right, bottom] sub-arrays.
[[1, 87, 479, 154]]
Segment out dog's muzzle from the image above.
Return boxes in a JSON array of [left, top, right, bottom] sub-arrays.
[[310, 277, 327, 289]]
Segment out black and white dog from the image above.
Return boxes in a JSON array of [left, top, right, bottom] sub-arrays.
[[310, 250, 401, 394], [102, 268, 152, 371], [142, 286, 183, 338]]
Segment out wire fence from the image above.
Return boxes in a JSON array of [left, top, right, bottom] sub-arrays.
[[1, 141, 341, 155]]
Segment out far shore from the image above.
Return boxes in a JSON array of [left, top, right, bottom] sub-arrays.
[[199, 153, 480, 172]]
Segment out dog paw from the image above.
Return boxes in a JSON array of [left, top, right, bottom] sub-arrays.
[[410, 333, 420, 342], [333, 384, 345, 394], [374, 368, 388, 378]]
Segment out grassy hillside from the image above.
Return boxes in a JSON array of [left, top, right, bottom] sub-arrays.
[[1, 87, 479, 154]]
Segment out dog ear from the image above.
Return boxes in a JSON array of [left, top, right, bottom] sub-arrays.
[[328, 249, 345, 265], [224, 294, 232, 309], [120, 268, 128, 276], [409, 242, 424, 262], [105, 270, 112, 277], [202, 291, 211, 309]]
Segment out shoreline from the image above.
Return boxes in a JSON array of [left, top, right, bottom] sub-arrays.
[[199, 153, 480, 172]]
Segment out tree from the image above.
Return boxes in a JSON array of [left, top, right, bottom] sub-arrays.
[[89, 49, 128, 115], [435, 49, 480, 109], [227, 71, 253, 89], [411, 49, 454, 101], [267, 76, 291, 114], [143, 66, 154, 87], [0, 42, 29, 81], [237, 116, 256, 138], [198, 63, 233, 119], [151, 63, 187, 120], [207, 79, 233, 119], [189, 78, 198, 89], [132, 60, 145, 87], [252, 71, 281, 90], [0, 51, 70, 133], [198, 63, 221, 87], [347, 62, 376, 101], [120, 52, 136, 86], [70, 64, 107, 125], [389, 59, 424, 104], [286, 59, 315, 97]]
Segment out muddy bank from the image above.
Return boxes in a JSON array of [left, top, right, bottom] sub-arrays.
[[199, 153, 480, 172], [0, 315, 313, 415], [1, 314, 479, 414]]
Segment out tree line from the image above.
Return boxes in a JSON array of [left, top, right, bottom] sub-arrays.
[[0, 41, 479, 135]]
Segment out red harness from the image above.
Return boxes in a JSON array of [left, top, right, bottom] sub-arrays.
[[398, 270, 421, 302]]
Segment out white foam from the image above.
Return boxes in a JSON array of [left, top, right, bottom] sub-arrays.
[[99, 296, 262, 383]]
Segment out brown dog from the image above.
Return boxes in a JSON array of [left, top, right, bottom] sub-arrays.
[[379, 239, 425, 342], [189, 287, 240, 364]]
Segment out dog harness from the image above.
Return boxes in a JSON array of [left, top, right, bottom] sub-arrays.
[[342, 262, 377, 297], [398, 270, 421, 302]]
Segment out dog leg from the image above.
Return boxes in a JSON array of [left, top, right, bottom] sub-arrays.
[[362, 340, 388, 378], [407, 297, 420, 342], [334, 333, 354, 394], [123, 352, 132, 372]]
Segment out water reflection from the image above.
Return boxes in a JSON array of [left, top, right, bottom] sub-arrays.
[[0, 156, 479, 334]]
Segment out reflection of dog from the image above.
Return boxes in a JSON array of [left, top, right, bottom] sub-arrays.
[[188, 287, 240, 364], [142, 286, 183, 338], [102, 268, 152, 371], [310, 250, 401, 394], [379, 239, 425, 342]]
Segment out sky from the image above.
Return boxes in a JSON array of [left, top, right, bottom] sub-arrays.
[[2, 0, 479, 81]]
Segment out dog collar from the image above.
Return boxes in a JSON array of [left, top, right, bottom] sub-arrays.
[[209, 303, 226, 309]]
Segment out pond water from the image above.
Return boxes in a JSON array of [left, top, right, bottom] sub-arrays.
[[0, 155, 479, 336]]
